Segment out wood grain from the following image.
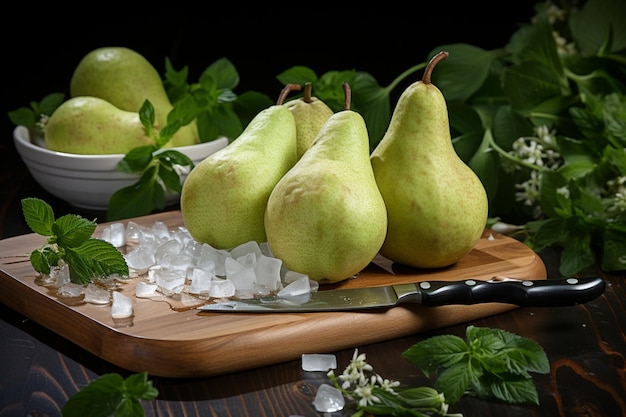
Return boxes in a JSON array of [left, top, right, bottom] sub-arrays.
[[0, 210, 546, 378]]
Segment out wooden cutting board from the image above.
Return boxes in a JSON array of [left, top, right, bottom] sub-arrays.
[[0, 210, 546, 378]]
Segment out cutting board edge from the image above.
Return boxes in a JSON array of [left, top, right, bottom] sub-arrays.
[[0, 211, 547, 378]]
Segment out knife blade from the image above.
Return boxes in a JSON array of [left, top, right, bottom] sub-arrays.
[[197, 276, 606, 313]]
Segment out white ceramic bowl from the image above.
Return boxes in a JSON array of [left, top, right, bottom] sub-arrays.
[[13, 126, 229, 211]]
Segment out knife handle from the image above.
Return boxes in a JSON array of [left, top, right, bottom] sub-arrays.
[[413, 276, 606, 307]]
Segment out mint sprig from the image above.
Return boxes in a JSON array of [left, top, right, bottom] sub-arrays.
[[61, 372, 158, 417], [402, 325, 549, 405], [7, 92, 65, 133], [22, 198, 128, 285], [106, 100, 196, 221]]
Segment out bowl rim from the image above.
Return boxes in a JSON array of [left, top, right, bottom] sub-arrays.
[[14, 125, 228, 157]]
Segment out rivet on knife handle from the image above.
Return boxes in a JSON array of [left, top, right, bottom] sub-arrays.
[[396, 276, 606, 307]]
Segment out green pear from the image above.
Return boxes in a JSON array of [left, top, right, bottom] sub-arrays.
[[265, 83, 387, 284], [370, 51, 488, 269], [283, 82, 334, 159], [69, 46, 199, 148], [180, 91, 297, 249], [44, 96, 155, 154]]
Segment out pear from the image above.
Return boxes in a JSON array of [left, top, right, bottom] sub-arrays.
[[283, 82, 334, 159], [69, 46, 199, 148], [264, 83, 388, 283], [370, 51, 488, 269], [44, 96, 155, 154], [180, 87, 298, 249]]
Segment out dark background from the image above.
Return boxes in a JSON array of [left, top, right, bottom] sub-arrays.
[[1, 7, 539, 237]]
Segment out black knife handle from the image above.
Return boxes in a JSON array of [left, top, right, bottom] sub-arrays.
[[414, 276, 606, 307]]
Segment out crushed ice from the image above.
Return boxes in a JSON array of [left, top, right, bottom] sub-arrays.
[[39, 220, 317, 319]]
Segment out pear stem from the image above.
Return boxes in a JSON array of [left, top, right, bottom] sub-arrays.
[[422, 51, 449, 84], [277, 83, 302, 105], [303, 82, 313, 103], [342, 82, 352, 111]]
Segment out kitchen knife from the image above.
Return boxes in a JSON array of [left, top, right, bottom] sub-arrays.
[[197, 276, 606, 313]]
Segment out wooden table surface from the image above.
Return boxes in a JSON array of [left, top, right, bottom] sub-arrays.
[[1, 166, 625, 417]]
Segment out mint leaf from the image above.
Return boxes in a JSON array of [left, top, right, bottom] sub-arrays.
[[402, 334, 468, 375], [7, 92, 65, 130], [117, 145, 157, 173], [21, 197, 55, 237], [65, 239, 129, 285], [404, 326, 549, 406], [107, 165, 166, 221], [52, 214, 97, 247], [435, 362, 473, 404], [21, 198, 129, 285], [61, 372, 157, 417]]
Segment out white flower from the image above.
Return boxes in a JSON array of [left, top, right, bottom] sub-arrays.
[[556, 186, 570, 199], [515, 170, 542, 206], [375, 374, 401, 393], [353, 384, 380, 407]]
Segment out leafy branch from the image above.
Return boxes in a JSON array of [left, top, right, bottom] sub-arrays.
[[61, 372, 158, 417], [21, 197, 128, 285]]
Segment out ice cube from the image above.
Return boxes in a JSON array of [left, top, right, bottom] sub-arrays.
[[312, 384, 345, 412], [162, 253, 194, 272], [57, 283, 84, 298], [283, 270, 309, 285], [183, 239, 204, 262], [125, 221, 147, 244], [155, 239, 183, 265], [125, 245, 156, 272], [228, 266, 256, 290], [234, 252, 256, 269], [111, 291, 133, 318], [50, 264, 71, 287], [84, 283, 111, 305], [278, 275, 311, 297], [199, 244, 230, 276], [153, 269, 186, 295], [254, 255, 282, 291], [188, 268, 214, 295], [302, 354, 337, 372], [100, 222, 126, 247], [151, 221, 171, 241], [230, 240, 262, 260], [209, 278, 236, 298], [136, 281, 158, 298]]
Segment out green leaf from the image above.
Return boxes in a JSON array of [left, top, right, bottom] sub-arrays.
[[107, 165, 166, 221], [39, 92, 66, 115], [429, 44, 498, 102], [601, 229, 626, 271], [61, 373, 125, 417], [481, 374, 540, 405], [8, 106, 37, 127], [435, 362, 472, 405], [570, 0, 626, 57], [559, 231, 596, 276], [117, 146, 157, 173], [61, 372, 157, 417], [503, 62, 564, 114], [201, 57, 240, 90], [123, 372, 159, 400], [30, 249, 51, 275], [21, 197, 55, 236], [525, 218, 567, 251], [64, 239, 129, 284], [402, 334, 468, 375], [52, 214, 97, 248], [276, 65, 319, 85], [138, 100, 157, 137], [352, 72, 391, 150]]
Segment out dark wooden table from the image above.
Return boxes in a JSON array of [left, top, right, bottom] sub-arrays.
[[1, 163, 625, 417]]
